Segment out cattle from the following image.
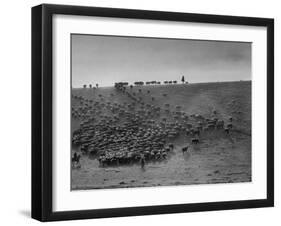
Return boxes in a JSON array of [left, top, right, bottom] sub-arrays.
[[207, 124, 215, 130], [226, 123, 233, 129], [191, 138, 199, 144], [168, 143, 174, 150], [72, 82, 234, 169], [216, 120, 224, 129], [174, 115, 180, 120], [164, 109, 170, 114], [194, 129, 200, 136], [195, 114, 205, 120], [182, 146, 189, 153], [164, 147, 171, 153], [134, 81, 144, 86], [212, 117, 218, 122], [186, 123, 193, 129], [196, 126, 203, 131]]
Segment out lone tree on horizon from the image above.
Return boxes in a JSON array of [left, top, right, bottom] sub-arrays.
[[96, 83, 99, 88], [181, 76, 185, 83]]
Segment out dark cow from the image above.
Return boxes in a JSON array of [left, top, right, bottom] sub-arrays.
[[203, 127, 209, 132], [182, 146, 189, 153], [207, 124, 215, 130], [168, 143, 174, 150], [216, 120, 224, 129], [194, 129, 200, 136], [186, 123, 193, 129], [191, 138, 199, 144], [227, 123, 233, 129]]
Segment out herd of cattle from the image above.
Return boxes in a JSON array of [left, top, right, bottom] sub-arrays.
[[71, 83, 234, 168]]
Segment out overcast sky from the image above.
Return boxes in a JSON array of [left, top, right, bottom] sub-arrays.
[[71, 34, 251, 88]]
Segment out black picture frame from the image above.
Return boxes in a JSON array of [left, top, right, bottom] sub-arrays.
[[32, 4, 274, 222]]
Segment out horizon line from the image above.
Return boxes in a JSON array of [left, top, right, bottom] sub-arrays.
[[72, 79, 252, 89]]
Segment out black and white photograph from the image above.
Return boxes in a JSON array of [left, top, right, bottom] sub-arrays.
[[71, 34, 252, 190], [30, 3, 274, 222]]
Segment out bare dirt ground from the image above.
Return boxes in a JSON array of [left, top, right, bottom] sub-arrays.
[[71, 81, 251, 190]]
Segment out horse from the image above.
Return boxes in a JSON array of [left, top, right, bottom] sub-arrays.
[[72, 153, 81, 168]]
